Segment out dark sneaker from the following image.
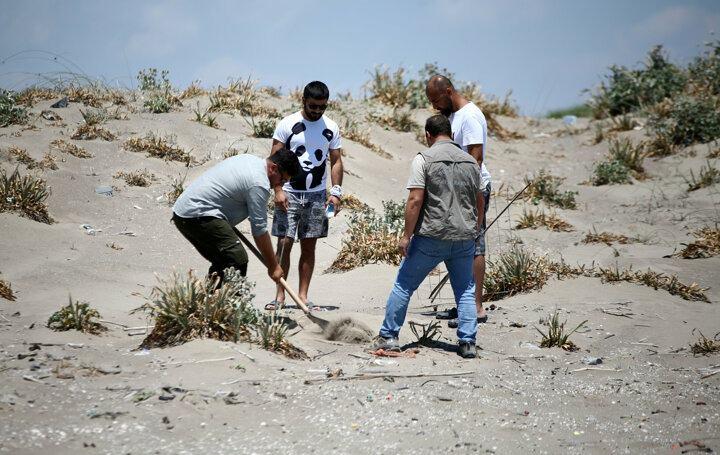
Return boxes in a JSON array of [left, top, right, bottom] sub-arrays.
[[372, 336, 400, 352], [448, 314, 488, 328], [458, 342, 477, 359], [436, 307, 458, 320]]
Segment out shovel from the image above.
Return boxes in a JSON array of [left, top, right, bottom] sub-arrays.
[[232, 228, 331, 330]]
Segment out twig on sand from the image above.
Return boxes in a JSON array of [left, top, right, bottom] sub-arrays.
[[231, 347, 256, 362], [304, 370, 477, 384], [166, 356, 235, 366], [99, 320, 128, 328], [571, 367, 621, 373], [600, 308, 634, 318], [701, 370, 720, 380], [631, 342, 660, 348], [312, 349, 337, 360]]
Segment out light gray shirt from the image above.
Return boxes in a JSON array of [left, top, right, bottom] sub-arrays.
[[173, 154, 270, 236]]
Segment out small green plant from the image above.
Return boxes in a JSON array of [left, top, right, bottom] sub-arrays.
[[114, 169, 155, 187], [193, 103, 219, 128], [409, 320, 441, 346], [515, 208, 573, 231], [685, 160, 720, 191], [245, 110, 278, 138], [483, 246, 551, 301], [524, 169, 577, 209], [137, 268, 258, 348], [124, 133, 192, 163], [608, 138, 646, 175], [50, 139, 93, 158], [535, 311, 587, 351], [257, 312, 307, 359], [0, 167, 53, 223], [690, 329, 720, 355], [137, 68, 180, 113], [47, 295, 106, 334], [166, 174, 186, 205], [0, 89, 29, 127], [592, 160, 631, 185]]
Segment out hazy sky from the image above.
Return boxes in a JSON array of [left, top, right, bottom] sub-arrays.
[[1, 0, 718, 115]]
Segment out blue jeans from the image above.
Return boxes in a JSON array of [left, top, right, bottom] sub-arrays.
[[380, 235, 477, 344]]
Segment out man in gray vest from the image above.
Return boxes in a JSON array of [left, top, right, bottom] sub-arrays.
[[374, 115, 484, 358]]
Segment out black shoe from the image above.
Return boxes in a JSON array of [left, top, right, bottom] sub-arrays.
[[458, 342, 477, 359], [448, 315, 488, 328], [435, 307, 458, 320]]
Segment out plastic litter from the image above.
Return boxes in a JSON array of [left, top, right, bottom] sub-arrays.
[[95, 186, 113, 197], [582, 356, 603, 365], [563, 115, 577, 126], [81, 224, 101, 236], [50, 97, 69, 108]]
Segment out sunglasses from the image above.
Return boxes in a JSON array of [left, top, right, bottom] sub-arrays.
[[306, 102, 328, 111]]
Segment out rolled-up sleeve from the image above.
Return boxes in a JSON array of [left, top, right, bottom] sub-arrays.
[[246, 186, 271, 236]]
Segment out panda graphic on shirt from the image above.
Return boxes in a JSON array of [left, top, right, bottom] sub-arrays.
[[272, 111, 342, 192]]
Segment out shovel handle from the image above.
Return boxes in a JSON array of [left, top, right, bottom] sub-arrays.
[[233, 228, 311, 315]]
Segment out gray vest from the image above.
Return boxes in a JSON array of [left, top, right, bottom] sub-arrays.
[[415, 140, 481, 241]]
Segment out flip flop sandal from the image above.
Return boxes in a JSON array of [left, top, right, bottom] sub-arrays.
[[264, 300, 282, 311]]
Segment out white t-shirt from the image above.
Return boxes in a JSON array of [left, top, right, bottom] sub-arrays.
[[449, 102, 491, 188], [272, 111, 342, 193]]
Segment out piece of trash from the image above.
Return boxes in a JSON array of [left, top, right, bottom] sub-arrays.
[[50, 97, 69, 108], [117, 231, 137, 237], [521, 342, 541, 350], [132, 205, 143, 210], [87, 410, 127, 420], [95, 186, 113, 197], [134, 349, 151, 356], [41, 110, 62, 121], [132, 390, 154, 402], [562, 115, 577, 126], [158, 394, 175, 401], [509, 321, 526, 328], [366, 395, 374, 402], [533, 133, 551, 138], [582, 356, 603, 365], [81, 224, 101, 236]]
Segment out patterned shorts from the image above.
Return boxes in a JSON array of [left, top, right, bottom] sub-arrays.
[[475, 183, 491, 256], [272, 190, 329, 239]]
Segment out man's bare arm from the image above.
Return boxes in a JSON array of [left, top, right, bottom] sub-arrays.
[[253, 231, 283, 282], [466, 143, 484, 166], [400, 188, 425, 256], [328, 148, 344, 213], [270, 139, 289, 211]]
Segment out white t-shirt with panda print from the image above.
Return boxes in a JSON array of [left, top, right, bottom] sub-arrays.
[[272, 111, 342, 193]]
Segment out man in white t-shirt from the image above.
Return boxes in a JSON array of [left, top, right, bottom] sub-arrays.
[[268, 81, 344, 310], [426, 75, 491, 325]]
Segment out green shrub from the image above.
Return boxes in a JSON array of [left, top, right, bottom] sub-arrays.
[[138, 268, 258, 348], [47, 296, 106, 334], [687, 40, 720, 97], [524, 169, 578, 209], [649, 96, 720, 147], [590, 45, 686, 117], [137, 68, 180, 113], [592, 160, 631, 186], [0, 90, 29, 127], [607, 137, 646, 175]]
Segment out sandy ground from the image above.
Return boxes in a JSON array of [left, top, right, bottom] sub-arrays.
[[1, 94, 719, 454]]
